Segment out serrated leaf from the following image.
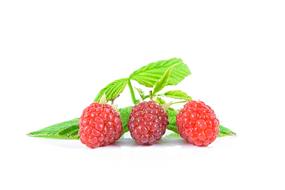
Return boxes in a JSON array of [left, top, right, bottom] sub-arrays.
[[95, 78, 128, 102], [164, 90, 192, 100], [152, 67, 173, 95], [27, 118, 80, 139], [129, 58, 191, 87]]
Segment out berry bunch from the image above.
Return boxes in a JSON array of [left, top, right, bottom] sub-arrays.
[[28, 58, 235, 149], [79, 100, 220, 148]]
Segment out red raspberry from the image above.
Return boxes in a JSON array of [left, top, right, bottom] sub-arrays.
[[128, 101, 168, 145], [176, 101, 219, 146], [79, 103, 122, 148]]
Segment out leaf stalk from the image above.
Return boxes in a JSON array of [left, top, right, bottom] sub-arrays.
[[128, 79, 138, 105]]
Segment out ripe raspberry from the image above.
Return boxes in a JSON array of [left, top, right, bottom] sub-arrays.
[[79, 103, 122, 148], [128, 101, 168, 145], [176, 101, 219, 146]]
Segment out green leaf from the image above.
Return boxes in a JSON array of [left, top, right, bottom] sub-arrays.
[[27, 118, 80, 139], [152, 67, 173, 95], [119, 107, 132, 133], [164, 90, 192, 100], [95, 78, 128, 102], [166, 108, 178, 133], [129, 58, 191, 87], [219, 125, 236, 137]]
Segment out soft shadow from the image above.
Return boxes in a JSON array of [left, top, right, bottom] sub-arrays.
[[29, 136, 203, 149], [112, 137, 186, 147]]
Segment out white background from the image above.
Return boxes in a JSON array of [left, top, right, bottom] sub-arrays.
[[0, 0, 285, 189]]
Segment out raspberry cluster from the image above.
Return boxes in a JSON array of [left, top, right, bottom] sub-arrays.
[[79, 100, 220, 148], [29, 58, 230, 149]]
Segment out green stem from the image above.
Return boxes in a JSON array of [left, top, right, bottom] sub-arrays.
[[128, 79, 137, 105], [149, 91, 153, 100]]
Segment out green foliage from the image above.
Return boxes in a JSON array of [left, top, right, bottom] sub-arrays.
[[94, 78, 128, 102], [27, 118, 80, 139], [219, 125, 236, 137], [164, 90, 192, 100], [152, 67, 173, 95], [166, 108, 178, 133], [129, 58, 190, 87], [94, 58, 190, 104], [119, 107, 132, 133]]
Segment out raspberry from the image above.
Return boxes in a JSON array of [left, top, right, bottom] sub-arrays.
[[176, 101, 219, 146], [79, 103, 122, 148], [128, 101, 168, 145]]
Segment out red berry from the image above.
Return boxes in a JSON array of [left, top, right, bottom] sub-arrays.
[[128, 101, 168, 145], [79, 103, 122, 148], [176, 101, 219, 146]]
